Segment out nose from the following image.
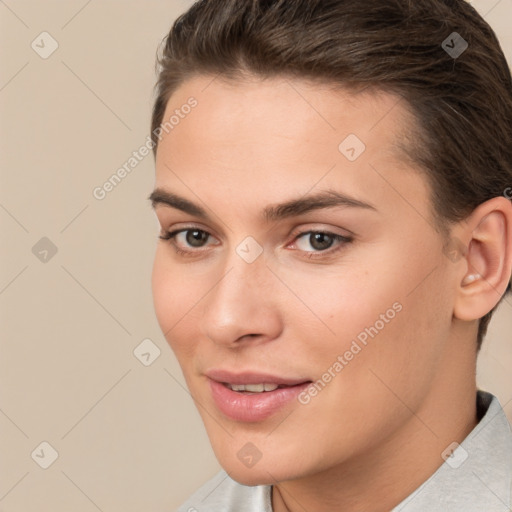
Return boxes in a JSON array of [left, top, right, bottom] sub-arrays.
[[199, 253, 283, 347]]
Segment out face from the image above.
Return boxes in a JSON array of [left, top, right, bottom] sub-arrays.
[[150, 75, 457, 485]]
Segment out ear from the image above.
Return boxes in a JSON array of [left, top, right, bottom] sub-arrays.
[[453, 196, 512, 322]]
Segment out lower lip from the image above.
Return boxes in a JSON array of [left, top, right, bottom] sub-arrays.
[[208, 379, 311, 422]]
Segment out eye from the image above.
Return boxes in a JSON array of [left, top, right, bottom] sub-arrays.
[[179, 229, 210, 248], [293, 231, 352, 253], [159, 228, 216, 252]]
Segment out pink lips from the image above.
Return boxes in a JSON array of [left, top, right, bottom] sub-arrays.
[[206, 369, 312, 422]]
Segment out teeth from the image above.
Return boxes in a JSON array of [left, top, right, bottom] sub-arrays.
[[227, 383, 279, 392]]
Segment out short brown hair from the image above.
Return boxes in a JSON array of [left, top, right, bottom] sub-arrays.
[[151, 0, 512, 350]]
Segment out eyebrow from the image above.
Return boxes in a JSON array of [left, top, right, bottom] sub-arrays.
[[148, 188, 377, 221]]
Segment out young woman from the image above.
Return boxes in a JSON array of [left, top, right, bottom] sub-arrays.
[[148, 1, 512, 510]]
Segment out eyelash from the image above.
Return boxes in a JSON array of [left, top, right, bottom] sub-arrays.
[[159, 229, 206, 258], [159, 227, 353, 260], [293, 231, 353, 259]]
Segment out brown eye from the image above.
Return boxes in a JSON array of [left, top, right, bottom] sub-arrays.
[[159, 228, 214, 250], [185, 229, 209, 247], [295, 231, 346, 252], [309, 232, 334, 251]]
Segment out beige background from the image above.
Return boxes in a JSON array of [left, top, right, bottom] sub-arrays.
[[0, 1, 511, 510]]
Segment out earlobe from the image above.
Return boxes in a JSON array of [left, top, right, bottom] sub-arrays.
[[453, 197, 512, 322]]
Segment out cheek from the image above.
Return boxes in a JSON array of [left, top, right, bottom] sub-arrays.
[[284, 245, 450, 390], [278, 264, 403, 356], [324, 265, 452, 412], [151, 251, 175, 334], [151, 250, 201, 355]]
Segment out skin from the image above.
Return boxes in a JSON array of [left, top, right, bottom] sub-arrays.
[[150, 75, 512, 512]]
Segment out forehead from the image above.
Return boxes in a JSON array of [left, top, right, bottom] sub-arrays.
[[159, 74, 413, 157], [154, 75, 430, 224]]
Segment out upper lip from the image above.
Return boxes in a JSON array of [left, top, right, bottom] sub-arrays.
[[206, 369, 311, 386]]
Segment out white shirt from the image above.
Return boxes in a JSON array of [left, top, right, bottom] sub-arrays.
[[177, 391, 512, 511]]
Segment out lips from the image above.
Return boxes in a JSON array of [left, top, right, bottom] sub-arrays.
[[206, 369, 311, 387], [206, 369, 312, 422]]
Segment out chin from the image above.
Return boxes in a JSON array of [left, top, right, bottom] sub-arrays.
[[222, 463, 283, 487], [215, 450, 307, 487]]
